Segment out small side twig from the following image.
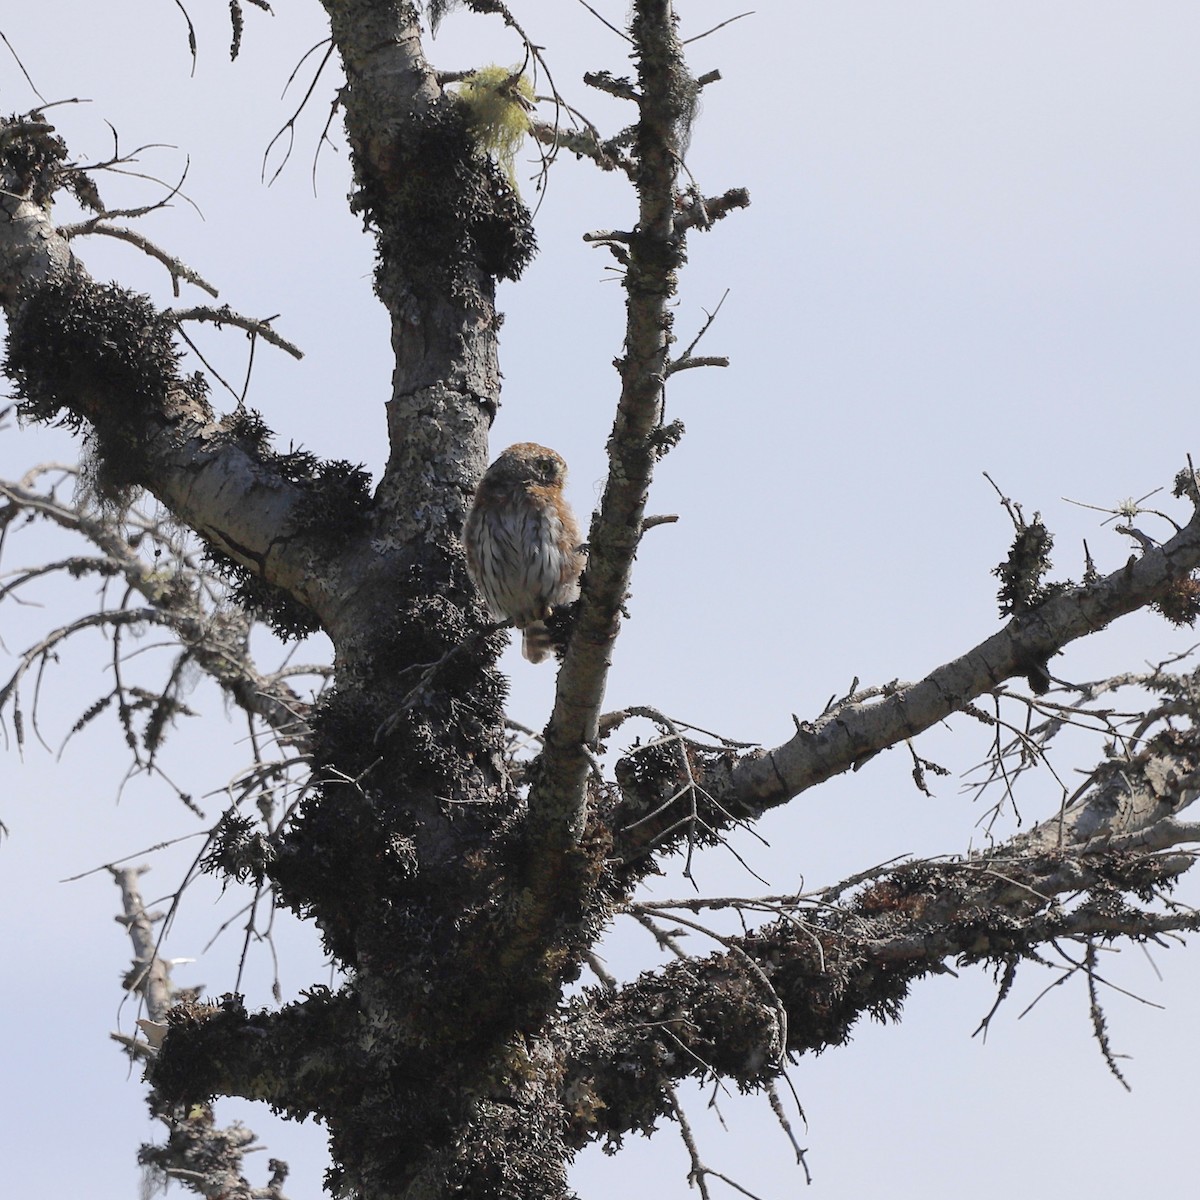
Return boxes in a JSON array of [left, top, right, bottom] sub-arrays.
[[59, 223, 218, 297], [167, 306, 304, 359]]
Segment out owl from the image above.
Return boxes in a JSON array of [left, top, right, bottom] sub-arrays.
[[463, 442, 585, 663]]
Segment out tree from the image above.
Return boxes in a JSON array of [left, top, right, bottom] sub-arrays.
[[3, 3, 1200, 1198]]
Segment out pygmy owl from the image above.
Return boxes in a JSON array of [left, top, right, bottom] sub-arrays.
[[463, 442, 585, 663]]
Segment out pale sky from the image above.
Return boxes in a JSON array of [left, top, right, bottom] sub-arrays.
[[2, 3, 1199, 1198]]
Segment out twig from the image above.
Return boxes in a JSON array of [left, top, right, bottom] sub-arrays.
[[167, 305, 303, 359], [574, 0, 633, 43], [58, 219, 218, 296], [263, 40, 336, 185], [0, 30, 47, 103], [683, 11, 756, 45], [666, 289, 730, 374]]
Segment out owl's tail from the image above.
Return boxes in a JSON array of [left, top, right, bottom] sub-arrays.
[[521, 621, 553, 664]]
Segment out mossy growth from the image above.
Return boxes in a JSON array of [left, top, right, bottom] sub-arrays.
[[647, 418, 685, 461], [1173, 466, 1200, 505], [286, 455, 374, 550], [349, 99, 536, 303], [1154, 574, 1200, 627], [993, 514, 1072, 618], [201, 811, 272, 885], [5, 276, 185, 427], [4, 275, 211, 502], [313, 593, 510, 790], [202, 549, 322, 641], [456, 65, 535, 189], [2, 110, 104, 211], [204, 410, 375, 640]]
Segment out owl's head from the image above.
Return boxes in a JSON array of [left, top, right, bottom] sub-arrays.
[[486, 442, 568, 487]]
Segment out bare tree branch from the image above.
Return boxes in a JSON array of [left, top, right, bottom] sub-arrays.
[[563, 727, 1200, 1144], [0, 116, 359, 636], [609, 499, 1200, 860], [110, 866, 290, 1200], [0, 469, 316, 748]]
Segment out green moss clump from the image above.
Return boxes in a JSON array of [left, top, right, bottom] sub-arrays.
[[457, 65, 534, 189]]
